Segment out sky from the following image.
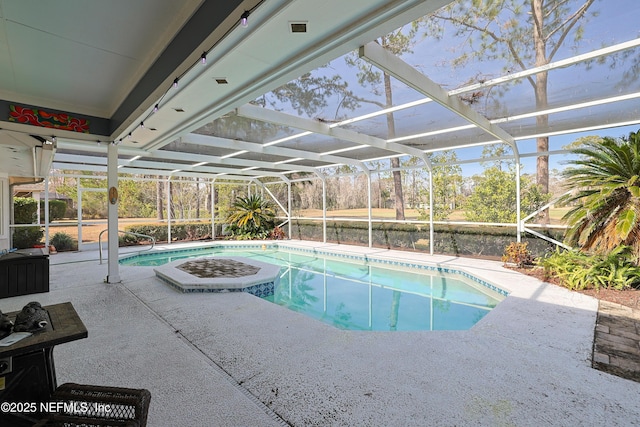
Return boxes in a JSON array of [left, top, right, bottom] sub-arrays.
[[258, 0, 640, 178]]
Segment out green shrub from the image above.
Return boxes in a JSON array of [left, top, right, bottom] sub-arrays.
[[41, 200, 67, 221], [119, 233, 140, 246], [12, 226, 43, 249], [124, 222, 211, 243], [538, 246, 640, 290], [290, 220, 560, 258], [125, 223, 168, 242], [502, 242, 534, 267], [50, 232, 77, 251], [13, 197, 38, 224], [225, 223, 269, 240], [13, 198, 67, 223], [269, 226, 286, 240], [171, 223, 212, 241], [226, 194, 276, 239]]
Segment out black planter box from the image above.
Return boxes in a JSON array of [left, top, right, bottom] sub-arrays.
[[0, 248, 50, 298]]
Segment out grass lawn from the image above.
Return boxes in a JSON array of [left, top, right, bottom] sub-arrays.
[[297, 207, 569, 225], [47, 219, 155, 243]]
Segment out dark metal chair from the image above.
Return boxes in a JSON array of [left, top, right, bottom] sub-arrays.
[[33, 383, 151, 427]]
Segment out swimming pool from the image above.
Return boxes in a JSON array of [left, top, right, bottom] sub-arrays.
[[121, 244, 507, 331]]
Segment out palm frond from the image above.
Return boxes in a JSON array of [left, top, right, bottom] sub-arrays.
[[561, 129, 640, 262]]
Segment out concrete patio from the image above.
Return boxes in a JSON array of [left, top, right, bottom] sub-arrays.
[[2, 241, 639, 426]]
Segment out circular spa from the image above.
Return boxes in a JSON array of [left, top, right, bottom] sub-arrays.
[[121, 244, 508, 332]]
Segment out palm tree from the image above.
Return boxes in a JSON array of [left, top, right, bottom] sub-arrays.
[[561, 130, 640, 261], [226, 194, 276, 238]]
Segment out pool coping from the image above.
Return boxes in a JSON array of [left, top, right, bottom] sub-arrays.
[[121, 241, 510, 298]]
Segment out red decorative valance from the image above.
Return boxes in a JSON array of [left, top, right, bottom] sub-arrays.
[[8, 104, 90, 133]]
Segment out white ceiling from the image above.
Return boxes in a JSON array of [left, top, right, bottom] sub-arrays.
[[0, 0, 239, 178], [0, 0, 205, 117]]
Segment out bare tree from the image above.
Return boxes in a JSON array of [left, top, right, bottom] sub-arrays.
[[156, 179, 164, 220], [345, 26, 423, 220]]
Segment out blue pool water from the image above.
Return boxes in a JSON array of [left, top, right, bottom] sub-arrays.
[[121, 246, 506, 331]]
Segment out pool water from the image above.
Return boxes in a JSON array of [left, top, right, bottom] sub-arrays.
[[121, 246, 506, 331]]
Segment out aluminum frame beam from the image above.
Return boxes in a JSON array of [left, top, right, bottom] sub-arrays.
[[236, 104, 431, 163], [360, 42, 517, 148], [181, 132, 370, 172], [55, 143, 319, 175], [53, 158, 285, 179]]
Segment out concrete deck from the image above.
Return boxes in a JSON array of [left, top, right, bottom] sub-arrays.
[[2, 240, 639, 426]]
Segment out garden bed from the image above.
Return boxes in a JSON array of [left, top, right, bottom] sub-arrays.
[[511, 266, 640, 310]]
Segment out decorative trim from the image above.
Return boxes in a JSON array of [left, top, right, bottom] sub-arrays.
[[9, 104, 90, 133], [157, 274, 274, 297]]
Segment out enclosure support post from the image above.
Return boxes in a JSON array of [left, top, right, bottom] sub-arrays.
[[35, 192, 41, 230], [166, 178, 171, 244], [106, 142, 120, 283], [210, 179, 216, 240], [429, 170, 434, 256], [313, 172, 327, 243], [322, 176, 327, 243], [77, 181, 82, 250], [516, 160, 522, 243], [366, 171, 372, 248], [44, 177, 50, 248], [287, 181, 292, 239]]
